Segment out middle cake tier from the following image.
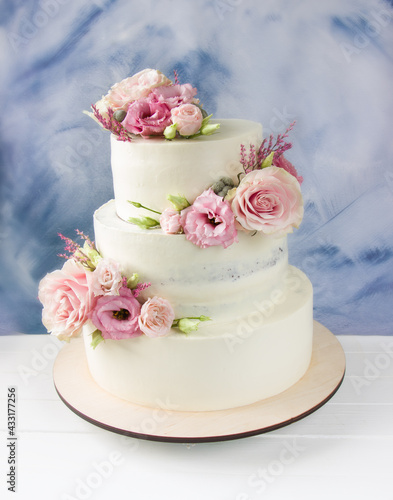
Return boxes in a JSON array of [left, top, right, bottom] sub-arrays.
[[95, 200, 289, 323]]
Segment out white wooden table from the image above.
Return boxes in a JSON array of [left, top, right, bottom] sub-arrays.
[[1, 334, 392, 500]]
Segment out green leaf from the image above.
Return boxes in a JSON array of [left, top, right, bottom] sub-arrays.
[[128, 216, 160, 230], [261, 151, 274, 169], [167, 194, 190, 211], [174, 316, 211, 334], [81, 241, 102, 267], [198, 114, 220, 136], [90, 329, 104, 349], [201, 113, 213, 127], [200, 122, 220, 136]]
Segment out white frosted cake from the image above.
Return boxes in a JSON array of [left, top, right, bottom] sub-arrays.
[[39, 69, 313, 412]]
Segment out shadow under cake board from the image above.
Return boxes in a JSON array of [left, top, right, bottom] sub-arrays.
[[53, 320, 345, 443]]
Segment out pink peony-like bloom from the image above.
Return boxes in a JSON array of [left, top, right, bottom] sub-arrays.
[[38, 259, 96, 341], [88, 286, 142, 340], [150, 83, 198, 109], [105, 68, 172, 111], [160, 208, 183, 234], [90, 258, 123, 296], [122, 99, 172, 137], [171, 103, 203, 136], [181, 188, 238, 249], [138, 296, 175, 337], [273, 154, 303, 185], [231, 166, 304, 235]]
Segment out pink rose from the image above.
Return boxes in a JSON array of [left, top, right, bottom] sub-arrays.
[[138, 296, 175, 338], [38, 259, 96, 341], [150, 83, 197, 109], [273, 154, 303, 185], [181, 188, 238, 249], [171, 103, 203, 137], [231, 167, 304, 235], [122, 99, 172, 137], [91, 258, 123, 296], [160, 208, 183, 234], [88, 286, 142, 340], [105, 69, 172, 111]]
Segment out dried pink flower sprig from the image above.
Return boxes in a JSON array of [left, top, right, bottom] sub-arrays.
[[257, 121, 296, 166], [92, 105, 132, 142], [132, 280, 152, 299], [240, 121, 296, 174], [238, 121, 303, 185], [58, 230, 98, 270]]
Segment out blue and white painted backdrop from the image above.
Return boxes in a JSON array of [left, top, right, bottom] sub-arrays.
[[1, 0, 392, 336]]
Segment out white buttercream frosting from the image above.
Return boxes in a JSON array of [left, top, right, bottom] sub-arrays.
[[94, 200, 288, 321], [82, 118, 314, 411], [83, 266, 313, 411], [110, 119, 262, 221]]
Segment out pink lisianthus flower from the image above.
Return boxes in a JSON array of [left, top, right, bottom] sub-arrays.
[[90, 258, 123, 296], [171, 103, 203, 136], [231, 166, 304, 235], [138, 296, 175, 337], [88, 286, 142, 340], [150, 83, 198, 109], [105, 68, 172, 111], [38, 259, 96, 341], [122, 99, 172, 137], [160, 208, 183, 234], [273, 154, 303, 185], [181, 188, 238, 249]]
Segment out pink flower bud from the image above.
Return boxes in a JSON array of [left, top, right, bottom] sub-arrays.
[[160, 208, 183, 234]]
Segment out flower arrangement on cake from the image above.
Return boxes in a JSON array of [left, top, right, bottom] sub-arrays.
[[40, 116, 303, 344], [85, 68, 220, 141], [41, 68, 304, 345], [129, 121, 304, 249], [38, 231, 209, 346]]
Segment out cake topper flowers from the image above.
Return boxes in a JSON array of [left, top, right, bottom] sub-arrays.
[[38, 231, 210, 346], [128, 122, 304, 246], [85, 68, 220, 141]]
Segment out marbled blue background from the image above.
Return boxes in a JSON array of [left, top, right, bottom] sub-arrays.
[[1, 0, 392, 336]]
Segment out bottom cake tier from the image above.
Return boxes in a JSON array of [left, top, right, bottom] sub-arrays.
[[82, 266, 313, 412]]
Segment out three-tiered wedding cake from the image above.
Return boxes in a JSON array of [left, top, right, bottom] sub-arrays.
[[39, 69, 313, 412]]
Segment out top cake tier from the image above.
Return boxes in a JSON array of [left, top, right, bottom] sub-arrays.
[[111, 118, 262, 222]]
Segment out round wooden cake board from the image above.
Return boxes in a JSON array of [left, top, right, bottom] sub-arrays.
[[53, 320, 345, 443]]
